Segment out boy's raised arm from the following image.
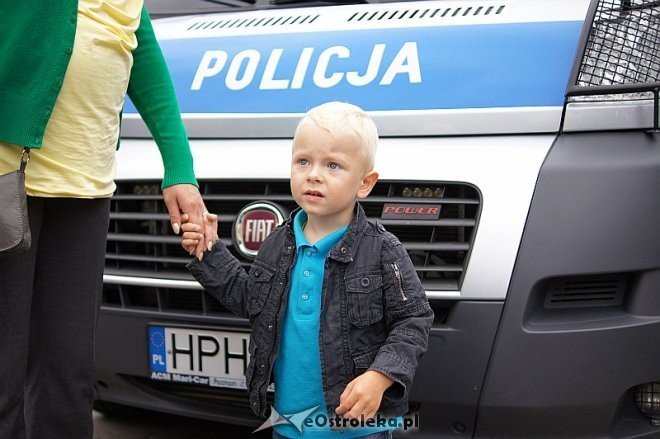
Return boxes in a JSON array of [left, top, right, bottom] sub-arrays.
[[182, 214, 253, 318]]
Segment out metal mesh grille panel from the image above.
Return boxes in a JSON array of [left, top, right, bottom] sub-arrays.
[[576, 0, 660, 90], [635, 382, 660, 424]]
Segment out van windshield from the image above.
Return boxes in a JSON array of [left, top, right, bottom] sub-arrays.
[[145, 0, 422, 17]]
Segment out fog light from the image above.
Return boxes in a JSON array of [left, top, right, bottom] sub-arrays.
[[635, 382, 660, 426], [401, 186, 445, 198]]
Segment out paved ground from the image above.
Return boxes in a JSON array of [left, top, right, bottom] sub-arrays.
[[93, 409, 271, 439]]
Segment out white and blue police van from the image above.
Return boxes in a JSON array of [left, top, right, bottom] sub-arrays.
[[95, 0, 660, 436]]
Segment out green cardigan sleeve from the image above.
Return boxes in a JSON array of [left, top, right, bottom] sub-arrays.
[[127, 6, 198, 189]]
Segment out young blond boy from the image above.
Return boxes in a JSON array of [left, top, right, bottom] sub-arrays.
[[182, 102, 433, 438]]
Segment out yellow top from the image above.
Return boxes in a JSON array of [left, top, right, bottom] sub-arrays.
[[0, 0, 142, 198]]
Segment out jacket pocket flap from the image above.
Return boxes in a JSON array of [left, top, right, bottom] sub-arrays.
[[345, 274, 382, 293], [249, 264, 275, 282]]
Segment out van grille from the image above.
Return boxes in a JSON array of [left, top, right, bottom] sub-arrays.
[[103, 180, 480, 312], [544, 274, 627, 309]]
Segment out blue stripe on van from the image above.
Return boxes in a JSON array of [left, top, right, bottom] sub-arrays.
[[125, 20, 583, 113]]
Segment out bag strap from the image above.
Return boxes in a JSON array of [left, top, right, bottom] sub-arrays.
[[19, 147, 30, 172]]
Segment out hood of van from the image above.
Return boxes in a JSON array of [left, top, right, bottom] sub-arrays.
[[123, 0, 591, 136]]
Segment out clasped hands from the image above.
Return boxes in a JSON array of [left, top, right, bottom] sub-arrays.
[[162, 184, 215, 260]]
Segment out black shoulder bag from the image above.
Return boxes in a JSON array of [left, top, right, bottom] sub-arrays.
[[0, 148, 31, 254]]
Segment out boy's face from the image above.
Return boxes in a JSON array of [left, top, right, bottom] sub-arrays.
[[290, 123, 378, 229]]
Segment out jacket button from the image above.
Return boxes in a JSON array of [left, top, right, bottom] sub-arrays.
[[260, 363, 265, 368], [268, 325, 273, 331], [340, 247, 347, 255], [254, 269, 261, 278], [360, 277, 370, 287]]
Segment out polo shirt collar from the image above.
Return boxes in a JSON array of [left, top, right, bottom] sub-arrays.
[[293, 210, 348, 256]]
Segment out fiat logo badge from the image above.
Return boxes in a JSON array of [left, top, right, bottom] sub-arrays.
[[233, 202, 286, 259]]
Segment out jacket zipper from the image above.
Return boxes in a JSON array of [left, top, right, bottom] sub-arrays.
[[391, 262, 407, 301]]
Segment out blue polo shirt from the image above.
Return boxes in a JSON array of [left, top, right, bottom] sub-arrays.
[[273, 211, 396, 438]]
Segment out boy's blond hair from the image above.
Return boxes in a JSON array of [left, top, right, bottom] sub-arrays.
[[294, 101, 378, 171]]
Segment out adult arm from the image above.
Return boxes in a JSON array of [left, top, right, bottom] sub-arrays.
[[128, 6, 213, 252]]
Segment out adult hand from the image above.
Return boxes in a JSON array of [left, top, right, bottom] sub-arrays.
[[162, 184, 213, 259]]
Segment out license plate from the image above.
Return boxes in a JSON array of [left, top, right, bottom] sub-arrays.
[[148, 326, 251, 390]]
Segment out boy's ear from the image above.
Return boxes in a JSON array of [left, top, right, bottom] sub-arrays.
[[357, 170, 379, 199]]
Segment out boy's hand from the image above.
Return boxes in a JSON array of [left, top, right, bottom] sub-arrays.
[[335, 370, 394, 420], [181, 213, 218, 260], [163, 184, 213, 257]]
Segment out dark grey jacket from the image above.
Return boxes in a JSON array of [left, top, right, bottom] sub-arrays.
[[187, 204, 433, 419]]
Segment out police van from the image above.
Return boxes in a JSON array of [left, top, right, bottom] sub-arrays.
[[94, 0, 660, 436]]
